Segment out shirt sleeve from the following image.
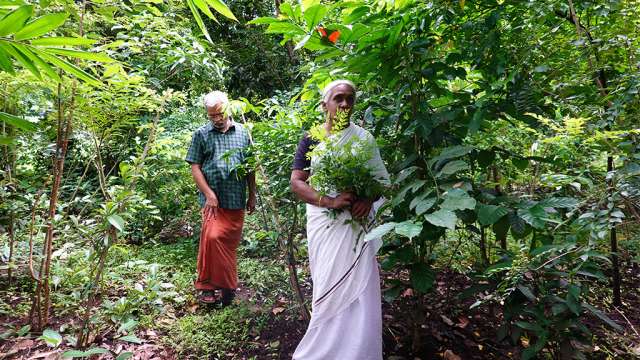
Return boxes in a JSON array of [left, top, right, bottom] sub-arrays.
[[185, 131, 204, 164], [292, 134, 317, 171]]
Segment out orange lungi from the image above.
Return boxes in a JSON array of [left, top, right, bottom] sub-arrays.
[[195, 208, 245, 290]]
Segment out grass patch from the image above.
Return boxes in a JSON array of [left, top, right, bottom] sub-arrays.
[[167, 304, 257, 359]]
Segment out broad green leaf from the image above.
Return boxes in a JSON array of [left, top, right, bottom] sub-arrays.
[[425, 209, 457, 230], [492, 215, 510, 240], [511, 157, 529, 170], [62, 350, 86, 358], [436, 160, 468, 178], [0, 41, 41, 79], [301, 0, 320, 11], [514, 321, 542, 333], [247, 17, 279, 25], [441, 189, 476, 211], [516, 284, 536, 301], [0, 5, 32, 37], [364, 221, 396, 241], [394, 166, 419, 184], [0, 45, 14, 73], [583, 303, 623, 331], [35, 50, 101, 86], [117, 319, 138, 334], [203, 0, 237, 21], [82, 348, 108, 356], [303, 4, 327, 31], [107, 214, 125, 232], [13, 43, 59, 82], [0, 111, 37, 131], [44, 48, 114, 63], [14, 12, 68, 40], [477, 204, 509, 226], [0, 135, 13, 145], [518, 204, 546, 229], [429, 145, 473, 166], [394, 220, 422, 240], [115, 352, 134, 360], [414, 197, 436, 215], [508, 211, 529, 239], [476, 149, 495, 167], [62, 347, 108, 359], [538, 197, 578, 209], [30, 37, 97, 46], [266, 22, 306, 36], [343, 6, 369, 24], [411, 263, 435, 293], [39, 329, 62, 347], [117, 334, 142, 344], [192, 0, 217, 21], [186, 0, 213, 43]]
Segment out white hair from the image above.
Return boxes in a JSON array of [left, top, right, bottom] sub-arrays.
[[322, 79, 356, 103], [203, 91, 229, 108]]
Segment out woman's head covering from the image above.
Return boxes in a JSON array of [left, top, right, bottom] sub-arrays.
[[322, 79, 357, 103]]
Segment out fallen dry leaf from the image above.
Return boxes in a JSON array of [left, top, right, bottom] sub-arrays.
[[272, 307, 285, 315], [443, 349, 461, 360], [456, 316, 470, 329], [13, 339, 35, 351], [440, 315, 454, 326], [28, 350, 61, 359]]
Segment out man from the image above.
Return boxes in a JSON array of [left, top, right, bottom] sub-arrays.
[[185, 91, 257, 305]]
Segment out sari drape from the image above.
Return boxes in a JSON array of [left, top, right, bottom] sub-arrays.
[[293, 123, 390, 360]]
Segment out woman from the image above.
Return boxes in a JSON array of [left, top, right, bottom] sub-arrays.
[[290, 80, 390, 359]]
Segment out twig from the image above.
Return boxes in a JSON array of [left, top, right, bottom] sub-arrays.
[[534, 246, 583, 271], [614, 306, 639, 339]]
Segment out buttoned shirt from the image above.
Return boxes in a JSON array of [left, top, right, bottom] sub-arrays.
[[185, 120, 251, 209]]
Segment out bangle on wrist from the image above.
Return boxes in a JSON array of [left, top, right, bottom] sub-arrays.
[[317, 195, 323, 207]]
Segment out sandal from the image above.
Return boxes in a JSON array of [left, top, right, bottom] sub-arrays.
[[199, 290, 219, 304]]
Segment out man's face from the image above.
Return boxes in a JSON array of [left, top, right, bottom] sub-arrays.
[[322, 84, 355, 122], [206, 103, 228, 130]]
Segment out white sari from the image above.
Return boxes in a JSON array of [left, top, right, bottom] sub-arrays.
[[293, 123, 390, 360]]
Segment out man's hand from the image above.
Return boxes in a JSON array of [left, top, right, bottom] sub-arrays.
[[326, 192, 355, 209], [351, 198, 373, 219], [246, 194, 256, 215], [203, 193, 219, 221]]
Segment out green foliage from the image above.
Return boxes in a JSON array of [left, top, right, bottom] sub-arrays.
[[255, 0, 640, 356], [167, 304, 255, 358], [309, 135, 385, 200]]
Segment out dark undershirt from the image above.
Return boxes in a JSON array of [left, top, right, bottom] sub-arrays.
[[292, 134, 319, 171]]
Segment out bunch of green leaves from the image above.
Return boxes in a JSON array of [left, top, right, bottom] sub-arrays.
[[308, 133, 385, 200]]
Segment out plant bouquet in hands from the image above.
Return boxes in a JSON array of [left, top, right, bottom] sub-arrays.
[[307, 111, 388, 239]]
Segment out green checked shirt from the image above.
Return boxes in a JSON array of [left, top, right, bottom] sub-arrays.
[[185, 120, 251, 209]]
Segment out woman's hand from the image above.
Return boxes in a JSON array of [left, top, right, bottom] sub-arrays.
[[351, 198, 373, 219], [326, 192, 354, 209]]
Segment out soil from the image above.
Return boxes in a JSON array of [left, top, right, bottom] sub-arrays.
[[2, 262, 638, 360]]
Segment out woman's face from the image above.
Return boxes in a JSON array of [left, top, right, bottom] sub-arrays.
[[322, 84, 355, 122]]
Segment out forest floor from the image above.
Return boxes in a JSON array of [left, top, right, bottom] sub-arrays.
[[1, 235, 639, 360]]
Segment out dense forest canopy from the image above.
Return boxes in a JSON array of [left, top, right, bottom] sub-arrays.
[[1, 0, 639, 359]]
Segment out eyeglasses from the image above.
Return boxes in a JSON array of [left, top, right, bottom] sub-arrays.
[[208, 112, 225, 120]]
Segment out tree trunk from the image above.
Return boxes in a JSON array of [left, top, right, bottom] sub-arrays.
[[608, 156, 622, 306], [479, 226, 489, 266], [562, 0, 622, 307], [286, 204, 310, 321], [30, 80, 73, 331]]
